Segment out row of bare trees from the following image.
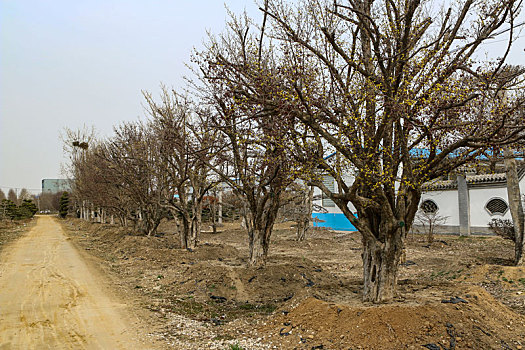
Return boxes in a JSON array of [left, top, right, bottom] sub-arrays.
[[66, 0, 525, 303]]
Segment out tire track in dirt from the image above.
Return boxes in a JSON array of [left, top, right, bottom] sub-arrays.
[[0, 216, 154, 349]]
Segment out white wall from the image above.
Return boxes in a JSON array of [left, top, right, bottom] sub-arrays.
[[312, 175, 356, 214], [314, 172, 525, 230], [420, 190, 460, 226], [469, 186, 512, 227]]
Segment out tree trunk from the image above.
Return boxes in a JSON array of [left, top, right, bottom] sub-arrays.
[[296, 221, 307, 241], [296, 186, 313, 241], [249, 227, 267, 267], [189, 203, 202, 250], [247, 195, 281, 267], [218, 190, 223, 224], [362, 232, 403, 303], [180, 214, 190, 250], [210, 197, 218, 234], [504, 147, 525, 265]]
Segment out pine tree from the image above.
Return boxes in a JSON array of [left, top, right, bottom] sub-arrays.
[[1, 199, 18, 220], [19, 199, 38, 219], [59, 192, 69, 218]]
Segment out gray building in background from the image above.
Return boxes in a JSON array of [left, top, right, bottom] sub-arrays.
[[41, 179, 71, 193]]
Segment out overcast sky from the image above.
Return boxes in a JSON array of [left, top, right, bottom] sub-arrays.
[[1, 1, 524, 194]]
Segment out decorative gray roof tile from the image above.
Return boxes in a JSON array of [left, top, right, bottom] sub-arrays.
[[422, 166, 525, 191]]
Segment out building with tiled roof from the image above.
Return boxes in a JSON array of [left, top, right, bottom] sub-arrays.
[[313, 167, 525, 235]]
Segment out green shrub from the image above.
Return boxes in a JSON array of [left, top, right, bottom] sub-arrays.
[[59, 192, 70, 218]]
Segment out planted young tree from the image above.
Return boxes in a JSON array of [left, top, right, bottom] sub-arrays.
[[194, 14, 303, 266], [62, 126, 99, 222], [279, 182, 315, 241], [98, 122, 167, 235], [256, 0, 525, 302], [59, 192, 69, 218], [415, 203, 449, 244], [144, 88, 217, 249]]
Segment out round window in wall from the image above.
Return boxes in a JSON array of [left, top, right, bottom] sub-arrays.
[[420, 199, 438, 214], [485, 198, 509, 215]]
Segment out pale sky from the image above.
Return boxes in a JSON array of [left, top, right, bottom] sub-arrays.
[[0, 0, 260, 194], [1, 0, 524, 194]]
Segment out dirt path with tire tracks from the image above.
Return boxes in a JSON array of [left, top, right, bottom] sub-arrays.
[[0, 216, 154, 349]]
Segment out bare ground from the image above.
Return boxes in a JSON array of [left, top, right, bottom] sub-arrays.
[[61, 219, 525, 350], [0, 218, 35, 254], [0, 216, 157, 349]]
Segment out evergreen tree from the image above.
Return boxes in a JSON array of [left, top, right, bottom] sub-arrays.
[[19, 199, 38, 219], [0, 199, 18, 220], [59, 192, 69, 218]]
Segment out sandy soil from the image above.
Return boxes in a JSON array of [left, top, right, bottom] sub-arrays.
[[0, 216, 156, 349], [62, 219, 525, 349]]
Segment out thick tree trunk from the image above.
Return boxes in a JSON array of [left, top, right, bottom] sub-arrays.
[[189, 204, 202, 250], [180, 214, 191, 250], [249, 227, 268, 266], [247, 195, 281, 267], [296, 186, 313, 241], [362, 232, 403, 303], [504, 148, 525, 265]]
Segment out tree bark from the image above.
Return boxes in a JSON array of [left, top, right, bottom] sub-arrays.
[[296, 186, 313, 241], [180, 214, 190, 250], [189, 202, 202, 250], [247, 194, 281, 267], [218, 190, 223, 224], [296, 221, 307, 241], [249, 227, 266, 266], [362, 232, 403, 303], [504, 147, 525, 265]]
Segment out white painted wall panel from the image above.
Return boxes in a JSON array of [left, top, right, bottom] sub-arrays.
[[468, 187, 511, 227], [421, 190, 460, 226]]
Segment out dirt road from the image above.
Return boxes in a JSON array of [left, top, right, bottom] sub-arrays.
[[0, 216, 153, 349]]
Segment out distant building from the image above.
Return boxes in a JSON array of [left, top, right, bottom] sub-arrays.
[[41, 179, 71, 194], [312, 170, 525, 234]]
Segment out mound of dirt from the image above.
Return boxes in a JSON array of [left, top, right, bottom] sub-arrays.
[[63, 219, 525, 349], [261, 286, 525, 349]]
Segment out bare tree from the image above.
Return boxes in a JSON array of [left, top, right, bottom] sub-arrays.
[[279, 182, 314, 241], [7, 189, 17, 206], [415, 204, 449, 244], [62, 126, 98, 221], [18, 188, 31, 202], [193, 13, 303, 266], [93, 122, 167, 235], [253, 0, 525, 302], [0, 189, 6, 202], [144, 88, 218, 249]]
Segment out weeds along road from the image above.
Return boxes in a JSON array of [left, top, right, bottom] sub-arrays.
[[0, 216, 153, 349]]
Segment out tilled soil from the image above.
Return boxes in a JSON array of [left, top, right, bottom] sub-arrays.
[[62, 219, 525, 349]]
